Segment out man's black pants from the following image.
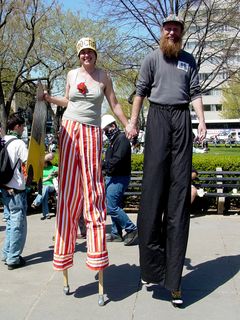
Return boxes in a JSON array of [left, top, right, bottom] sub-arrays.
[[137, 104, 192, 291]]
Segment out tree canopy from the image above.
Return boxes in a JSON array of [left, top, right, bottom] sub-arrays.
[[1, 0, 239, 132], [92, 0, 240, 93], [0, 0, 132, 131], [221, 77, 240, 119]]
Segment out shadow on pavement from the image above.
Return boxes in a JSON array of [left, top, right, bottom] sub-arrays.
[[183, 254, 240, 307], [138, 255, 240, 308], [144, 284, 170, 303], [74, 263, 140, 303], [24, 248, 53, 265], [24, 242, 87, 265]]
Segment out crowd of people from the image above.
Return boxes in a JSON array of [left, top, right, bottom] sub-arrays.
[[0, 14, 207, 307]]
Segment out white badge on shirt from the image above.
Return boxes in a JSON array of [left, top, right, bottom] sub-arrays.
[[177, 61, 189, 72]]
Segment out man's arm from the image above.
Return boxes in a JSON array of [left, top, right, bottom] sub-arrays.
[[125, 96, 144, 139], [192, 97, 207, 142]]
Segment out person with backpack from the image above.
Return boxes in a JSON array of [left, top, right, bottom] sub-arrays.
[[0, 123, 8, 222], [0, 114, 28, 270]]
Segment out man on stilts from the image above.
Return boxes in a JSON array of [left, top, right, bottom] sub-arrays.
[[125, 14, 207, 307]]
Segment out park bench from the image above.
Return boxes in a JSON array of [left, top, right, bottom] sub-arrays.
[[123, 168, 240, 214], [193, 167, 240, 214]]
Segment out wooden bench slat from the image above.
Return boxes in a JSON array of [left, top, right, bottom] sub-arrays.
[[204, 193, 240, 198], [195, 183, 239, 188], [198, 177, 240, 181], [123, 169, 240, 214], [198, 171, 240, 175]]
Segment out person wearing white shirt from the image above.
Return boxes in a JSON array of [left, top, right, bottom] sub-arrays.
[[1, 114, 28, 270]]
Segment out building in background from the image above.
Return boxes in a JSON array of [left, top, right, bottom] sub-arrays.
[[184, 0, 240, 121]]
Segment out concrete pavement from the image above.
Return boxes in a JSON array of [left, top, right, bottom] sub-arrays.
[[0, 212, 239, 320]]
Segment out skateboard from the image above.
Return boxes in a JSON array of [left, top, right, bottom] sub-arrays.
[[26, 80, 47, 193]]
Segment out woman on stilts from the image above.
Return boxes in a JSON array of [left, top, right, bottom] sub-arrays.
[[44, 37, 128, 294]]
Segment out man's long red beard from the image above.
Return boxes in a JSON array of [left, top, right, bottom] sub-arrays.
[[159, 35, 182, 58]]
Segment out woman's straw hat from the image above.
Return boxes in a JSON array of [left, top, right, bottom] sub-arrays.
[[76, 37, 97, 56]]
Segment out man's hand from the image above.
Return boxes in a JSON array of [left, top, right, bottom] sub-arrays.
[[125, 122, 138, 140], [198, 121, 207, 142]]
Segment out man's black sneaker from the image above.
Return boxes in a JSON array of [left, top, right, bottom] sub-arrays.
[[8, 256, 26, 270], [124, 230, 138, 246], [106, 233, 123, 242]]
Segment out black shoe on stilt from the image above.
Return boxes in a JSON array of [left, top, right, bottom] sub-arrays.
[[171, 290, 183, 308]]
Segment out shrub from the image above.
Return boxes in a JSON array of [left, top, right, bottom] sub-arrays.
[[131, 154, 144, 171], [132, 154, 240, 171], [192, 154, 240, 171]]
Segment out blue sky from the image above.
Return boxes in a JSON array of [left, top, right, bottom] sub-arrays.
[[59, 0, 100, 18]]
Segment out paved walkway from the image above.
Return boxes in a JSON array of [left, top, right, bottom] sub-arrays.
[[0, 212, 239, 320]]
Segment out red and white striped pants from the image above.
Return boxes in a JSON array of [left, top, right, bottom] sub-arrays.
[[53, 120, 109, 271]]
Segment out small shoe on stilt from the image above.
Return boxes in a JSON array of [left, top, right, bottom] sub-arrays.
[[141, 279, 151, 287], [141, 278, 159, 286], [141, 279, 148, 285], [171, 290, 183, 308]]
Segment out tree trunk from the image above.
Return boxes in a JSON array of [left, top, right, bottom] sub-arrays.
[[0, 82, 8, 135]]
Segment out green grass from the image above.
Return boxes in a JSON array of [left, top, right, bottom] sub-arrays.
[[205, 145, 240, 156], [192, 145, 240, 171]]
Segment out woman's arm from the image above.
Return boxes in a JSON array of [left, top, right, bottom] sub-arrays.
[[103, 72, 129, 128], [43, 72, 71, 107]]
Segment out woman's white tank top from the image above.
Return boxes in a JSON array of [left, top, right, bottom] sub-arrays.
[[63, 68, 104, 127]]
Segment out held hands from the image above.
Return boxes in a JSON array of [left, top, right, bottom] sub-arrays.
[[125, 122, 138, 140]]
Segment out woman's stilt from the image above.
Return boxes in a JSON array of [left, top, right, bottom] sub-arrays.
[[98, 270, 104, 306], [63, 269, 70, 295]]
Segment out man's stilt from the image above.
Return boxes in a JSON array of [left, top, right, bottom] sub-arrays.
[[63, 269, 70, 295], [98, 270, 104, 306]]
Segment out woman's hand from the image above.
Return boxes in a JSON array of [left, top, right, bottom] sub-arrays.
[[125, 122, 138, 140]]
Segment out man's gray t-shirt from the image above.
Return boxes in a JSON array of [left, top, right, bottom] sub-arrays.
[[136, 48, 201, 105]]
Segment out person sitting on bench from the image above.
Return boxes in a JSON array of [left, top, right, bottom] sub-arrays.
[[31, 153, 58, 220]]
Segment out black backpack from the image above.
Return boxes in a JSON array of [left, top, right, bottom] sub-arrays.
[[0, 138, 19, 185]]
